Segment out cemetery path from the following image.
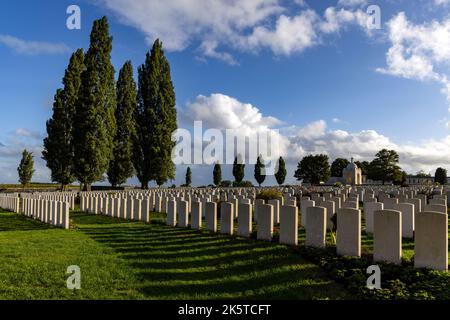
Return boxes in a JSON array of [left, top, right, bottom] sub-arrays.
[[0, 210, 351, 300]]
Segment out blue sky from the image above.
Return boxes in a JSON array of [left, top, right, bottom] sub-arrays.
[[1, 0, 450, 186]]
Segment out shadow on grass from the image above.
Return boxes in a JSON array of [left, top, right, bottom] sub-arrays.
[[74, 213, 349, 299], [0, 212, 53, 232]]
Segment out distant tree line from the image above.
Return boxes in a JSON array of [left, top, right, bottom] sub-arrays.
[[293, 149, 405, 185], [293, 149, 448, 186], [43, 17, 177, 190], [194, 148, 447, 187]]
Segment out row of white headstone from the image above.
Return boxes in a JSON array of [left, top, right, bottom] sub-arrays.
[[0, 194, 20, 213], [80, 193, 152, 222], [161, 194, 447, 272], [300, 194, 448, 271], [21, 196, 70, 229], [166, 199, 300, 244], [79, 191, 296, 223], [29, 192, 77, 210], [78, 188, 447, 272]]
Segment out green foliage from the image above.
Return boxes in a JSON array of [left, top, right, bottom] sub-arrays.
[[254, 155, 266, 186], [17, 150, 35, 187], [213, 163, 222, 186], [43, 49, 84, 189], [354, 160, 370, 176], [367, 149, 401, 185], [107, 61, 137, 187], [134, 39, 177, 188], [393, 170, 408, 186], [274, 156, 287, 186], [333, 182, 342, 188], [73, 17, 116, 190], [256, 189, 283, 202], [330, 158, 349, 177], [434, 167, 447, 185], [296, 246, 450, 300], [0, 210, 349, 299], [185, 167, 192, 187], [416, 170, 431, 178], [232, 180, 253, 187], [221, 180, 232, 187], [294, 154, 331, 185], [232, 155, 245, 184]]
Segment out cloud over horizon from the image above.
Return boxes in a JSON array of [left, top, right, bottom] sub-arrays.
[[179, 93, 450, 178], [2, 92, 450, 184]]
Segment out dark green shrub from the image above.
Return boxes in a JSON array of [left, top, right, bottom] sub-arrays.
[[292, 245, 450, 300], [256, 189, 283, 202], [221, 180, 232, 187], [232, 180, 254, 187]]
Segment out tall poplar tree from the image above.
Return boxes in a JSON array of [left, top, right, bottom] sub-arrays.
[[185, 167, 192, 187], [275, 156, 287, 186], [107, 61, 137, 187], [135, 39, 177, 188], [43, 49, 84, 190], [254, 155, 265, 187], [213, 163, 222, 187], [73, 17, 116, 190], [18, 150, 35, 187], [233, 155, 245, 184]]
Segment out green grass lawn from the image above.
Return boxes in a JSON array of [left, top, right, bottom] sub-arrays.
[[0, 209, 350, 300]]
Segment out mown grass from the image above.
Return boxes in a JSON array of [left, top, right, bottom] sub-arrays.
[[2, 202, 446, 300], [0, 209, 350, 300]]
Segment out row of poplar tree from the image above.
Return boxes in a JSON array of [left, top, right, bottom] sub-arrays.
[[189, 156, 287, 188], [42, 17, 177, 190]]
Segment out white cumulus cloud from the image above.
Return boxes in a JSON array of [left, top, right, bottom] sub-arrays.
[[180, 93, 450, 175], [183, 93, 283, 130], [376, 12, 450, 106], [243, 9, 319, 55], [98, 0, 374, 63]]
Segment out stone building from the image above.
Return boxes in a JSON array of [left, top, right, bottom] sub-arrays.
[[406, 175, 434, 185], [342, 158, 363, 185], [326, 158, 363, 185]]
